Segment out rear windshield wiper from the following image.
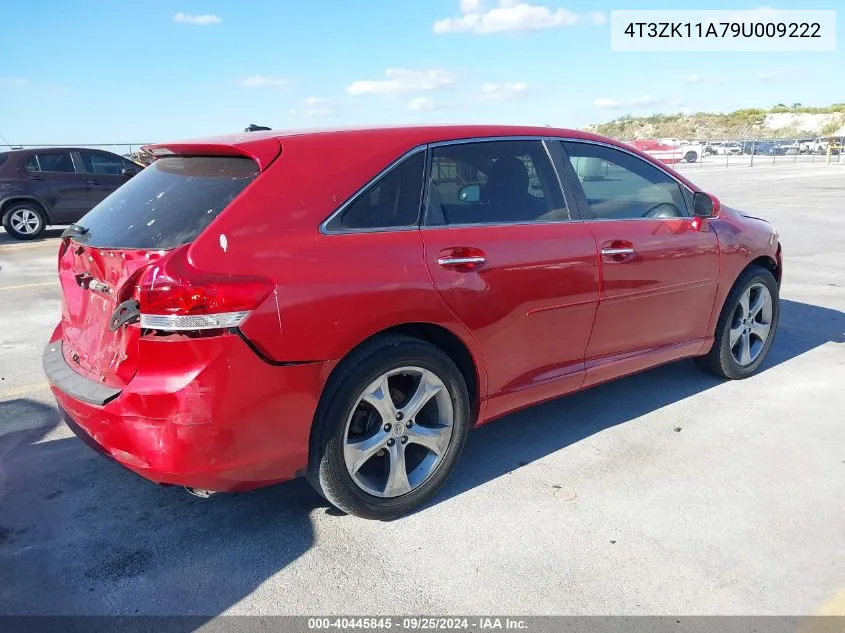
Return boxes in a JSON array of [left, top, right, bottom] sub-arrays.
[[61, 224, 90, 241]]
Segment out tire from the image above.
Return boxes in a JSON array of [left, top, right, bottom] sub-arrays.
[[2, 202, 47, 240], [684, 151, 698, 163], [307, 334, 472, 520], [695, 265, 779, 380]]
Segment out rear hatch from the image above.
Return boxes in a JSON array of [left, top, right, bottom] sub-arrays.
[[57, 154, 263, 389]]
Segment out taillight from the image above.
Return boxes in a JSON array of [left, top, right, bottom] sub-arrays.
[[136, 246, 274, 331]]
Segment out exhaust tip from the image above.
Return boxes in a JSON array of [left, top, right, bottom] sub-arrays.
[[184, 487, 216, 499]]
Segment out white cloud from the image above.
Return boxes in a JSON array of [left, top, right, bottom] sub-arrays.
[[685, 73, 722, 84], [347, 69, 458, 96], [480, 82, 529, 101], [240, 76, 288, 88], [434, 1, 605, 34], [0, 77, 28, 86], [173, 12, 221, 25], [303, 97, 335, 117], [409, 97, 436, 111], [594, 98, 623, 109], [595, 95, 660, 109]]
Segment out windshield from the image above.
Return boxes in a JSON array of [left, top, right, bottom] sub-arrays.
[[77, 155, 259, 249]]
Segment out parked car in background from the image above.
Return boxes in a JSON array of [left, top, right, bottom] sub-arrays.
[[754, 142, 785, 156], [777, 141, 800, 155], [703, 143, 721, 156], [43, 125, 782, 519], [719, 143, 743, 156], [0, 147, 141, 239], [796, 139, 814, 154]]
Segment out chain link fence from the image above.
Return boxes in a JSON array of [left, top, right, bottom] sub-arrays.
[[620, 136, 844, 171]]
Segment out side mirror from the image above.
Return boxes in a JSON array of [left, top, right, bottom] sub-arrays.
[[121, 167, 139, 177], [458, 184, 481, 203], [692, 191, 718, 218]]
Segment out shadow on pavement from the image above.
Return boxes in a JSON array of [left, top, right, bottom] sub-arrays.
[[0, 228, 64, 247], [0, 299, 841, 619], [435, 298, 844, 506], [0, 399, 319, 619]]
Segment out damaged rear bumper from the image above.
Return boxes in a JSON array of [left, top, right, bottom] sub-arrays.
[[43, 329, 333, 492]]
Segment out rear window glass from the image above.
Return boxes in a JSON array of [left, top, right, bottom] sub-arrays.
[[77, 156, 258, 249]]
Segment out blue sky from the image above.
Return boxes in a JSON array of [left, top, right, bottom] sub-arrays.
[[0, 0, 841, 145]]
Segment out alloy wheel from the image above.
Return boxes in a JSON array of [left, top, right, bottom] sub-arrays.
[[729, 282, 773, 366], [343, 366, 454, 498], [9, 208, 42, 235]]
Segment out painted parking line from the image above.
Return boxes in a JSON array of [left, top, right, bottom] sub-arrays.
[[0, 241, 60, 252], [0, 281, 58, 291], [0, 381, 51, 401]]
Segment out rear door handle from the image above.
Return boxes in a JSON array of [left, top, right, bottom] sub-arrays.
[[600, 247, 634, 256], [437, 255, 486, 267]]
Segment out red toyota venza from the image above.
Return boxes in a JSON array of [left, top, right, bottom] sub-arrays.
[[43, 126, 782, 519]]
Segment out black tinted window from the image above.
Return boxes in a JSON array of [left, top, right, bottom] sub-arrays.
[[25, 152, 76, 173], [80, 151, 134, 175], [563, 142, 688, 220], [77, 156, 258, 249], [0, 154, 7, 168], [426, 140, 567, 226], [326, 152, 424, 231]]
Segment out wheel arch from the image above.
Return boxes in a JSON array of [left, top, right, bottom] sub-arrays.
[[0, 195, 51, 223], [306, 320, 486, 478], [749, 251, 781, 285]]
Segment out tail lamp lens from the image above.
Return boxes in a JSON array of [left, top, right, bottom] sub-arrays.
[[137, 247, 274, 331]]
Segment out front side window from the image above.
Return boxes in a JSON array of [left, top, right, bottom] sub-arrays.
[[80, 151, 134, 175], [25, 152, 76, 173], [426, 140, 568, 226], [563, 142, 689, 220], [325, 151, 425, 231]]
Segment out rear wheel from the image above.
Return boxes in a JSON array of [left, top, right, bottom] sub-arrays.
[[695, 266, 779, 379], [308, 335, 471, 520], [684, 151, 698, 163], [2, 202, 46, 240]]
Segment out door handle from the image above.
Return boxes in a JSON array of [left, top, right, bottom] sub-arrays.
[[437, 255, 486, 267], [600, 247, 634, 256]]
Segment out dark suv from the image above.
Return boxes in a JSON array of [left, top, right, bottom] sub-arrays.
[[0, 147, 141, 240]]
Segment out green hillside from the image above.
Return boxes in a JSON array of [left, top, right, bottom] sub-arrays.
[[585, 104, 845, 140]]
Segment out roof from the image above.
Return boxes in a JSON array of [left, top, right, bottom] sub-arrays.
[[143, 124, 615, 171], [0, 147, 125, 155]]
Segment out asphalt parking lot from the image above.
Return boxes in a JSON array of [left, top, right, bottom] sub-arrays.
[[1, 164, 844, 617]]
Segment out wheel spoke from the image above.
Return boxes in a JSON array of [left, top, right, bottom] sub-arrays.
[[738, 331, 752, 365], [729, 323, 744, 347], [400, 372, 443, 421], [406, 424, 451, 456], [748, 288, 769, 320], [344, 430, 389, 475], [750, 321, 771, 343], [360, 374, 397, 424], [383, 442, 411, 497], [737, 289, 750, 319]]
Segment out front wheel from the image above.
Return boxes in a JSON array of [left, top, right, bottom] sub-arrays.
[[695, 265, 779, 379], [308, 335, 471, 520], [684, 151, 698, 163]]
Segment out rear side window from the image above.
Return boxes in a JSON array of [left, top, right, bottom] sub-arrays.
[[77, 156, 258, 249], [325, 151, 425, 231], [0, 154, 7, 168], [25, 152, 76, 173], [80, 151, 136, 175]]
